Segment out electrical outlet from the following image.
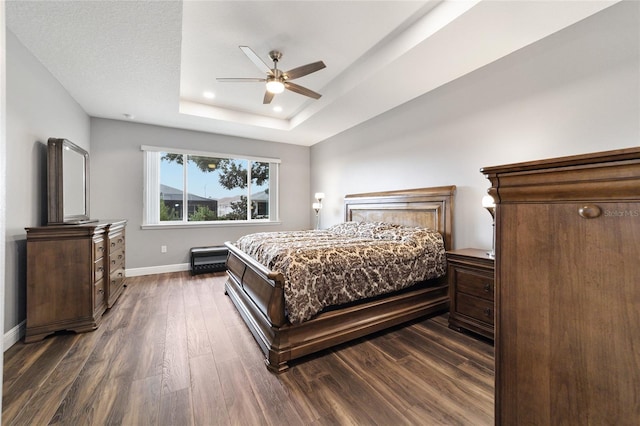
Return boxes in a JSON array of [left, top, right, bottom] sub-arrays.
[[161, 245, 167, 253]]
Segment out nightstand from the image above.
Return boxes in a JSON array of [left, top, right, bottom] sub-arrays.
[[447, 248, 495, 341]]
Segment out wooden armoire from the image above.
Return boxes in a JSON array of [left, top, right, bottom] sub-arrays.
[[482, 148, 639, 425]]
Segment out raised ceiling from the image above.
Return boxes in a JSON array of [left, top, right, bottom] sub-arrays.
[[6, 1, 620, 146]]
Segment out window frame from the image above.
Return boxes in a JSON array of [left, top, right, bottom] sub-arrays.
[[141, 145, 280, 228]]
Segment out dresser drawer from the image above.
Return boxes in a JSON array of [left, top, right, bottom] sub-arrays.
[[456, 293, 494, 326], [110, 263, 126, 284], [109, 268, 125, 294], [109, 231, 125, 252], [94, 260, 105, 282], [454, 268, 494, 301], [109, 248, 125, 269], [94, 278, 106, 311], [93, 238, 106, 260]]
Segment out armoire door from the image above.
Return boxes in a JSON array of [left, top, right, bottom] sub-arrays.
[[497, 201, 639, 424]]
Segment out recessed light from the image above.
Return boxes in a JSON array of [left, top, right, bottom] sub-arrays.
[[203, 91, 215, 99], [273, 106, 283, 112]]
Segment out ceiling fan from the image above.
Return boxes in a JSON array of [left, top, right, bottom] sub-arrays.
[[217, 46, 326, 104]]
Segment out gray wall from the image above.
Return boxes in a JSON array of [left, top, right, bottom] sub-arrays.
[[90, 118, 311, 269], [311, 1, 640, 251], [5, 31, 90, 333]]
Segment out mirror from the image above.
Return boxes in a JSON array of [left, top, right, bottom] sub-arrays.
[[47, 138, 92, 224]]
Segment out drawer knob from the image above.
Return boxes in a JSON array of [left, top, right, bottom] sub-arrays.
[[483, 308, 492, 317], [578, 205, 602, 219], [483, 283, 491, 293]]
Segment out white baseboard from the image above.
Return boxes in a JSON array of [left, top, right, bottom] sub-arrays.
[[125, 263, 190, 277], [4, 320, 25, 351]]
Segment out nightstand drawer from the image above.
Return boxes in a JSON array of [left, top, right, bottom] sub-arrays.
[[455, 268, 494, 301], [456, 293, 494, 325]]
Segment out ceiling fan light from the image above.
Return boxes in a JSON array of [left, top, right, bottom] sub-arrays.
[[266, 79, 285, 94]]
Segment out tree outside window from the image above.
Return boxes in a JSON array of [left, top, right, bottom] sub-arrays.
[[158, 152, 273, 223]]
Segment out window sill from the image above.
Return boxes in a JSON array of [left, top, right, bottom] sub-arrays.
[[141, 221, 282, 230]]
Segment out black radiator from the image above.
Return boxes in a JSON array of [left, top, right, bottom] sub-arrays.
[[190, 246, 228, 275]]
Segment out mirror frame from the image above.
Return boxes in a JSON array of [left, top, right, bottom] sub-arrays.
[[47, 138, 91, 224]]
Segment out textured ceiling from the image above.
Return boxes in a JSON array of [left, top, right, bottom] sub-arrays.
[[6, 0, 621, 146]]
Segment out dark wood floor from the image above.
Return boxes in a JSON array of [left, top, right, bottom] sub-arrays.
[[3, 272, 494, 425]]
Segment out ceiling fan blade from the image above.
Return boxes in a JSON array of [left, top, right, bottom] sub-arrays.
[[216, 77, 266, 83], [284, 82, 322, 99], [239, 46, 273, 75], [263, 91, 275, 104], [284, 61, 326, 80]]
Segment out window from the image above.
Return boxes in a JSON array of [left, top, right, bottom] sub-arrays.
[[142, 146, 279, 225]]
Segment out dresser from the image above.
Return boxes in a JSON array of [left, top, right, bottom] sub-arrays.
[[25, 219, 127, 343], [446, 248, 494, 341], [482, 148, 640, 425]]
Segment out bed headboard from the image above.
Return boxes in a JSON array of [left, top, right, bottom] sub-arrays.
[[344, 186, 456, 250]]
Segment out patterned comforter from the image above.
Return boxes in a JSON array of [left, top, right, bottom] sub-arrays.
[[235, 222, 446, 324]]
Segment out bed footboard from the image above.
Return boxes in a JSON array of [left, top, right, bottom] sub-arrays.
[[225, 242, 286, 326], [225, 241, 449, 373]]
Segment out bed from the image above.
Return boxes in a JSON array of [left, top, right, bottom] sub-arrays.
[[224, 186, 455, 372]]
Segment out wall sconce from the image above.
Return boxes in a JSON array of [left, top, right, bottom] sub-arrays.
[[313, 192, 324, 229], [482, 194, 496, 258]]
